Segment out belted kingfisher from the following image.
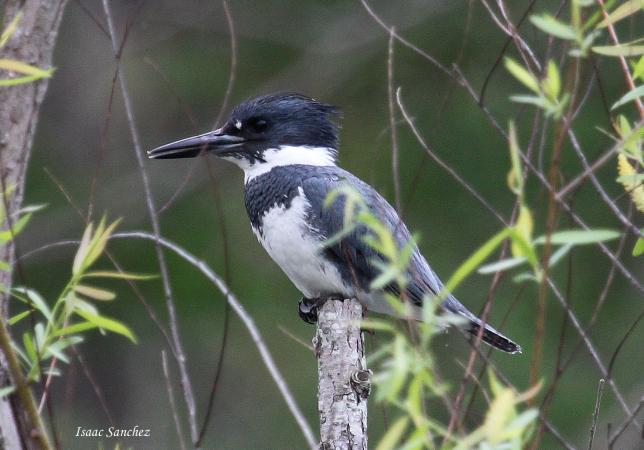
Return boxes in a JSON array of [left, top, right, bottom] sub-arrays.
[[148, 93, 520, 354]]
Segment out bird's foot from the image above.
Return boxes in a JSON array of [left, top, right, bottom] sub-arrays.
[[298, 297, 325, 324]]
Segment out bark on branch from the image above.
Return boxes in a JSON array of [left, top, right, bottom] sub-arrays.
[[0, 1, 68, 448], [314, 298, 369, 450]]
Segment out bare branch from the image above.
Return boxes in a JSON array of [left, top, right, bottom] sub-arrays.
[[111, 231, 319, 449], [387, 27, 401, 212], [566, 128, 643, 238], [101, 0, 199, 443], [162, 350, 188, 450], [213, 0, 238, 128], [588, 378, 605, 450], [609, 396, 644, 447], [596, 0, 644, 118], [396, 89, 508, 225]]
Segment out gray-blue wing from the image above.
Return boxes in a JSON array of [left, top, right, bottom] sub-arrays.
[[301, 167, 520, 354]]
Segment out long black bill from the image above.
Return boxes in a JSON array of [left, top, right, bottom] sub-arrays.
[[147, 129, 246, 159]]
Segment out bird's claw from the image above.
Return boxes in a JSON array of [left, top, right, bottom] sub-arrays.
[[298, 297, 323, 324]]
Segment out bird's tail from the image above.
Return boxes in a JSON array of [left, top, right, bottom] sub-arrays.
[[465, 317, 522, 354], [440, 296, 521, 354]]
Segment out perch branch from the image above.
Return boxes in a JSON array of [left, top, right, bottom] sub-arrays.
[[315, 298, 369, 450]]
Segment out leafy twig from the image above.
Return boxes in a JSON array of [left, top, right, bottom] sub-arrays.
[[588, 378, 605, 450], [162, 350, 187, 450]]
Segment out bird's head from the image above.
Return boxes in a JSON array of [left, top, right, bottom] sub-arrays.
[[148, 92, 341, 179]]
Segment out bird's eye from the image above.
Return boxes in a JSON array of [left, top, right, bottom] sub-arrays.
[[248, 117, 269, 133]]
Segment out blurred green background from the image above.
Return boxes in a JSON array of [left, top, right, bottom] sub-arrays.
[[14, 0, 642, 448]]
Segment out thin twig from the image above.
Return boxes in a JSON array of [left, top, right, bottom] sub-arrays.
[[101, 0, 199, 444], [555, 134, 633, 201], [359, 0, 451, 77], [566, 128, 642, 237], [396, 89, 508, 225], [387, 27, 401, 212], [588, 378, 605, 450], [359, 0, 643, 434], [609, 396, 644, 446], [478, 0, 538, 105], [196, 2, 238, 443], [278, 326, 314, 352], [43, 168, 176, 351], [111, 231, 319, 449], [596, 0, 644, 118], [607, 307, 644, 379], [397, 77, 637, 423], [23, 233, 319, 448], [213, 0, 237, 128], [162, 350, 187, 450]]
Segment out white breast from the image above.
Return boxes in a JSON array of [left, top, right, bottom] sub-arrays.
[[252, 188, 351, 299]]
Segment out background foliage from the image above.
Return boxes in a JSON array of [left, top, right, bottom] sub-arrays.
[[3, 0, 642, 448]]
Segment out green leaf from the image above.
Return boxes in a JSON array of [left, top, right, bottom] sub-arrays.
[[369, 265, 399, 290], [612, 85, 644, 110], [0, 386, 15, 398], [530, 15, 578, 40], [16, 204, 47, 215], [548, 243, 574, 268], [0, 12, 22, 49], [442, 228, 511, 296], [43, 343, 70, 363], [477, 257, 528, 274], [42, 336, 83, 363], [504, 408, 539, 437], [75, 310, 137, 343], [0, 74, 43, 87], [22, 332, 37, 364], [597, 0, 644, 28], [12, 287, 52, 322], [66, 294, 98, 316], [509, 95, 550, 109], [74, 284, 116, 301], [504, 58, 540, 93], [533, 229, 621, 245], [9, 310, 31, 325], [633, 56, 644, 81], [511, 206, 534, 259], [376, 416, 409, 450], [513, 272, 538, 283], [359, 319, 396, 333], [72, 222, 93, 275], [617, 173, 644, 184], [386, 335, 409, 401], [83, 270, 157, 281], [53, 321, 98, 338], [0, 59, 53, 77], [633, 236, 644, 256], [544, 60, 561, 101], [34, 322, 45, 353], [0, 260, 9, 271], [593, 44, 644, 57], [507, 121, 523, 196], [84, 218, 121, 270], [0, 212, 32, 242]]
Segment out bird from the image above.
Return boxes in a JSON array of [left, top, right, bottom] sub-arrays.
[[148, 92, 521, 354]]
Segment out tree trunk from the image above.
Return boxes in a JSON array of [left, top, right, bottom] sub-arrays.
[[314, 298, 369, 450], [0, 1, 68, 448]]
